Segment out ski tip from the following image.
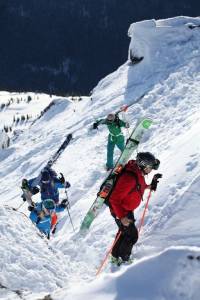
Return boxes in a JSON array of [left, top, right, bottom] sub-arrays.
[[68, 133, 73, 140], [142, 118, 153, 129], [135, 117, 153, 129], [3, 205, 17, 211]]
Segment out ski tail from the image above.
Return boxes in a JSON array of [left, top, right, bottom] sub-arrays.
[[113, 117, 153, 170], [47, 133, 73, 166]]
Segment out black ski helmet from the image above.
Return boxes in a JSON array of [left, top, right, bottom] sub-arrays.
[[41, 170, 51, 183], [42, 199, 55, 212], [136, 152, 160, 170]]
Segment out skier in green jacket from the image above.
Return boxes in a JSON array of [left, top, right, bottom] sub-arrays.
[[93, 113, 129, 170]]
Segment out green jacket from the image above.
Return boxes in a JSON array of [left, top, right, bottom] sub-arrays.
[[96, 117, 126, 136]]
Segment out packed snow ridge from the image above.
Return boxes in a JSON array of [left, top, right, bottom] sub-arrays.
[[0, 16, 200, 300]]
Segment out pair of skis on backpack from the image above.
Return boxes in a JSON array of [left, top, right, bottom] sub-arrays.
[[80, 117, 153, 232]]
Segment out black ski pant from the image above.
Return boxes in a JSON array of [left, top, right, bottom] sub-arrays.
[[111, 212, 138, 261]]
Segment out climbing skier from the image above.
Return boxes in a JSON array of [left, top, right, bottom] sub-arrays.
[[108, 152, 162, 265], [93, 113, 129, 170], [29, 198, 68, 238], [21, 165, 70, 206]]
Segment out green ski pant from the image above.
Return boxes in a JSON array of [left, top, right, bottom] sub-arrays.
[[106, 134, 125, 169]]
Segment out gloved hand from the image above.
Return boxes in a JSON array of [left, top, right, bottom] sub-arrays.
[[28, 204, 35, 211], [64, 181, 71, 188], [21, 178, 29, 190], [120, 216, 133, 226], [58, 173, 65, 184], [150, 173, 162, 191], [125, 122, 130, 128], [31, 186, 40, 195], [93, 122, 98, 129], [60, 199, 70, 209], [21, 194, 26, 202]]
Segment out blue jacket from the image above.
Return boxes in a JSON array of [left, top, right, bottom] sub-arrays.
[[28, 167, 65, 203], [29, 202, 65, 237]]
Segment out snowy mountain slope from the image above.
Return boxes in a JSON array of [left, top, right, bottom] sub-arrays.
[[0, 206, 70, 298], [0, 96, 91, 205], [0, 92, 61, 151], [0, 16, 200, 300], [92, 16, 200, 111], [54, 247, 200, 300], [52, 16, 200, 300]]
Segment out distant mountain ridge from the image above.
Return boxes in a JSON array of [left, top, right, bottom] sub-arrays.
[[0, 0, 199, 95]]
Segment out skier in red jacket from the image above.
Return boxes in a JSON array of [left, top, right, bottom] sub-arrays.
[[109, 152, 161, 265]]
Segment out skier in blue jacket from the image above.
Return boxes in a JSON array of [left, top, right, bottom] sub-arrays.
[[22, 165, 70, 205], [29, 198, 68, 238]]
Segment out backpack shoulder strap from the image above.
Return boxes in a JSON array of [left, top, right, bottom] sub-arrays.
[[126, 170, 144, 200], [114, 115, 121, 128], [126, 170, 141, 192]]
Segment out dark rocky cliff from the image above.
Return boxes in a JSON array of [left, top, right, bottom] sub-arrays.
[[0, 0, 199, 95]]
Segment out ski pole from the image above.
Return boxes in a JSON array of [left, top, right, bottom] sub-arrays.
[[96, 230, 122, 276], [138, 190, 152, 234], [65, 189, 75, 232], [66, 206, 75, 232]]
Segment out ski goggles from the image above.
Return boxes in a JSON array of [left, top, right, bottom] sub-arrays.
[[143, 165, 153, 173], [41, 179, 50, 184], [142, 159, 160, 171]]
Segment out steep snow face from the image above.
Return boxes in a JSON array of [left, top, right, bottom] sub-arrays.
[[0, 16, 200, 300], [92, 16, 200, 110], [54, 247, 200, 300]]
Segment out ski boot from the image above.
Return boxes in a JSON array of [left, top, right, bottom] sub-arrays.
[[110, 255, 123, 266], [110, 255, 134, 266], [105, 166, 113, 172], [121, 258, 134, 265]]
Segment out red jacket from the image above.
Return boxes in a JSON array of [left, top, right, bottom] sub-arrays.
[[109, 160, 148, 219]]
